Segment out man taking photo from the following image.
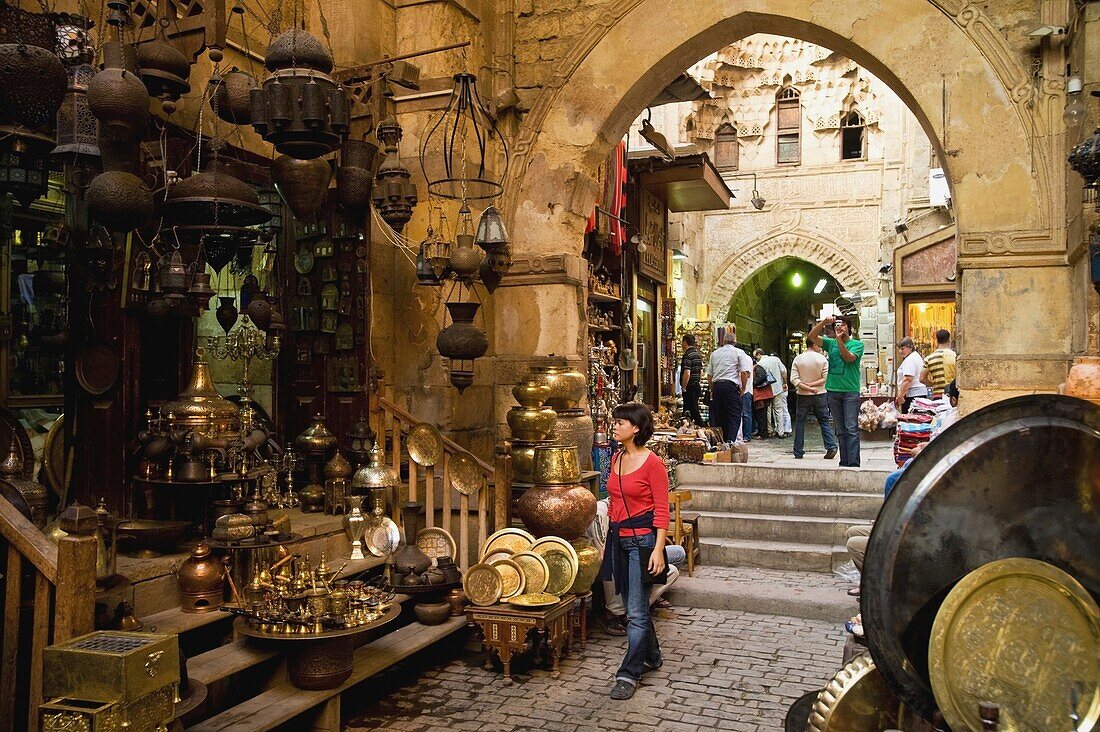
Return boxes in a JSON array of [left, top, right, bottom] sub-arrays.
[[808, 314, 864, 467]]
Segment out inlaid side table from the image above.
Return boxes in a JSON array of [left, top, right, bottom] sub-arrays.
[[466, 594, 575, 684]]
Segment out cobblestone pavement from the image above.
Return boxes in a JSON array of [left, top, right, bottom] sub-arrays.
[[344, 606, 846, 732], [743, 428, 896, 471]]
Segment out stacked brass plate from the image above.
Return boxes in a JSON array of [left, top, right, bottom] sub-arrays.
[[463, 562, 503, 606], [928, 558, 1100, 732], [531, 537, 578, 596], [481, 527, 535, 558], [483, 549, 514, 565], [508, 592, 559, 608], [406, 423, 443, 467], [449, 452, 485, 497], [415, 527, 457, 564], [510, 550, 550, 594], [808, 653, 899, 732], [490, 558, 525, 599]]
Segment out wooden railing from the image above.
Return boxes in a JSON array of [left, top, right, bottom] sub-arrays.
[[0, 500, 97, 732], [374, 392, 511, 570]]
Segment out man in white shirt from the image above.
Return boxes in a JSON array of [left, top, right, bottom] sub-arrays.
[[895, 337, 926, 413], [707, 330, 752, 444], [755, 350, 788, 438], [790, 342, 839, 459]]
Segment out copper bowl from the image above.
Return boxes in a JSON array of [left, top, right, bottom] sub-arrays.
[[515, 483, 597, 540], [532, 444, 581, 485]]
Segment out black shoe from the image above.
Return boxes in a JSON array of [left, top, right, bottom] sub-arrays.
[[794, 454, 803, 459], [603, 614, 626, 636], [824, 448, 838, 459], [610, 680, 636, 699]]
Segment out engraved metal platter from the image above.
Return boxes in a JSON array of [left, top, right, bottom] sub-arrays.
[[463, 562, 503, 606], [928, 557, 1100, 732], [510, 550, 550, 595], [366, 516, 401, 557], [449, 453, 484, 497], [531, 536, 579, 569], [533, 545, 577, 597], [862, 395, 1100, 718], [508, 592, 560, 609], [808, 653, 899, 732], [481, 527, 535, 560], [406, 423, 443, 467], [489, 557, 526, 599], [415, 527, 456, 565]]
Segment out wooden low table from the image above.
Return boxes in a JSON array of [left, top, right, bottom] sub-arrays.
[[569, 590, 592, 651], [466, 594, 575, 684]]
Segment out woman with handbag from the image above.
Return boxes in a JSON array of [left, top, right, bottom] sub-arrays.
[[599, 402, 670, 700]]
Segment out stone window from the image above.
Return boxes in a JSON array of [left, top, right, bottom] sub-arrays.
[[841, 110, 866, 161], [776, 87, 800, 165], [714, 122, 738, 170]]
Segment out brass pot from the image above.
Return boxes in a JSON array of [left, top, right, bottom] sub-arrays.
[[527, 364, 587, 411], [510, 442, 551, 484], [532, 444, 581, 484], [177, 543, 225, 613], [299, 482, 325, 513], [506, 405, 556, 442], [436, 302, 488, 361], [515, 483, 597, 540], [295, 414, 337, 457], [512, 380, 551, 408], [161, 358, 240, 439], [553, 411, 595, 471], [569, 538, 601, 594], [413, 601, 450, 626]]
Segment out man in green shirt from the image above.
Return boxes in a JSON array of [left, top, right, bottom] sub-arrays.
[[808, 314, 865, 466]]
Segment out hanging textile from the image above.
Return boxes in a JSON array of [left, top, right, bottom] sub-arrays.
[[585, 140, 628, 255]]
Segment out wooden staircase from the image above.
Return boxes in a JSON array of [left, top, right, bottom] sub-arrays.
[[0, 392, 511, 731]]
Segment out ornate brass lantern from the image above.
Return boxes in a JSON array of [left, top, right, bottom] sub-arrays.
[[250, 29, 348, 160], [370, 117, 418, 232], [53, 59, 100, 163], [0, 125, 55, 207]]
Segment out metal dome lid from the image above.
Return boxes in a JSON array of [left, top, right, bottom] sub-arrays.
[[162, 160, 272, 227], [136, 38, 191, 100], [264, 29, 333, 74]]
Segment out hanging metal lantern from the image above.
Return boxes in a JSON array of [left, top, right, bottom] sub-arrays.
[[136, 35, 191, 101], [0, 125, 55, 207], [436, 300, 488, 393], [188, 270, 216, 310], [250, 29, 347, 159], [370, 117, 418, 232], [272, 154, 331, 221], [52, 60, 100, 162], [419, 73, 509, 201], [416, 235, 441, 286], [157, 250, 191, 301], [162, 158, 271, 227], [87, 44, 149, 140], [336, 138, 377, 212], [210, 67, 257, 125], [85, 169, 153, 231], [54, 13, 93, 64], [475, 205, 508, 250], [0, 4, 67, 131], [1069, 127, 1100, 191]]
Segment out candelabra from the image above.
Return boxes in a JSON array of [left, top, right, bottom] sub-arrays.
[[208, 315, 281, 409]]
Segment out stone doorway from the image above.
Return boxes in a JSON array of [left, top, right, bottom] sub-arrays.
[[501, 1, 1068, 410]]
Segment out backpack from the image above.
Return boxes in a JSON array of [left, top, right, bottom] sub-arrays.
[[753, 364, 775, 390]]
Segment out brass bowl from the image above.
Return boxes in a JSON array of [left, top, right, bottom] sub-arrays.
[[510, 443, 547, 483], [114, 519, 192, 558], [512, 380, 551, 408], [532, 444, 581, 485], [527, 364, 586, 411], [506, 406, 556, 442]]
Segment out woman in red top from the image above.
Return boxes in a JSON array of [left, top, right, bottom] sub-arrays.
[[598, 402, 670, 699]]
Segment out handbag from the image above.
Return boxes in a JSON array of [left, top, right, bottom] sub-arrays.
[[616, 454, 668, 586]]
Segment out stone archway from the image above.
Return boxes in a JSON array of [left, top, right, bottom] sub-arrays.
[[703, 231, 877, 319], [499, 0, 1070, 405]]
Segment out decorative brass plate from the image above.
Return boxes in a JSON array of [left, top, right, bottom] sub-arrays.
[[482, 549, 514, 565], [406, 423, 443, 467], [531, 536, 579, 569], [293, 244, 314, 274], [449, 453, 484, 497], [366, 516, 401, 557], [929, 557, 1100, 732], [415, 527, 456, 564], [481, 528, 535, 560], [463, 563, 503, 606], [510, 550, 550, 595], [508, 592, 560, 608], [538, 548, 577, 597], [808, 653, 899, 732], [42, 414, 69, 499], [490, 558, 526, 599]]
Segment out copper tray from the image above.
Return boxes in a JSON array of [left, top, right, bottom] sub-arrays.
[[75, 339, 120, 396], [449, 453, 484, 497], [862, 395, 1100, 719]]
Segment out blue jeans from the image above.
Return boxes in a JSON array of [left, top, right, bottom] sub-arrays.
[[616, 533, 662, 684], [741, 393, 753, 441], [827, 391, 861, 467], [793, 393, 838, 458]]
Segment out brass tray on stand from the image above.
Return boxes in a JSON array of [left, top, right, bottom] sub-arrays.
[[862, 395, 1100, 719], [234, 601, 400, 690]]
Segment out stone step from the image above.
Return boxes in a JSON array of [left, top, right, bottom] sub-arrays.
[[700, 537, 851, 573], [685, 485, 881, 519], [697, 510, 871, 545], [677, 462, 891, 494], [667, 573, 855, 622]]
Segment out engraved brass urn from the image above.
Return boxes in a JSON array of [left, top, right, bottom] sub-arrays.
[[527, 363, 587, 412], [160, 354, 240, 439], [516, 445, 596, 540]]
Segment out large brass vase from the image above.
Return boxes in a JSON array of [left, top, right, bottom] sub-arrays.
[[531, 445, 581, 484], [569, 538, 601, 594], [527, 364, 586, 411], [506, 405, 556, 442], [515, 483, 597, 540]]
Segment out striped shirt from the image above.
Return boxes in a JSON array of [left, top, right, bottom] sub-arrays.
[[680, 347, 703, 384], [923, 348, 957, 396]]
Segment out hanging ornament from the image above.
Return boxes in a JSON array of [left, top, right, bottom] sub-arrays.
[[210, 67, 257, 125], [0, 4, 67, 131], [436, 301, 488, 393], [135, 32, 191, 101], [85, 170, 154, 232], [87, 43, 149, 140], [370, 117, 418, 232], [273, 154, 332, 221]]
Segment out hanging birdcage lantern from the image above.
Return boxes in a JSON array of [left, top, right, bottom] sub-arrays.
[[370, 117, 418, 232], [419, 73, 509, 201], [53, 58, 100, 163], [250, 29, 348, 160]]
